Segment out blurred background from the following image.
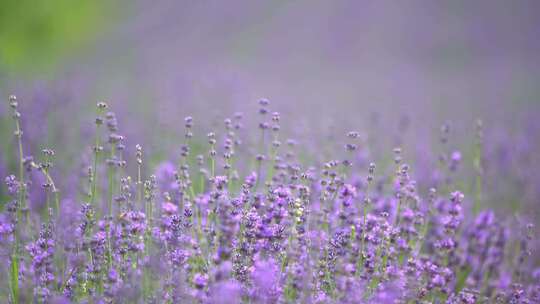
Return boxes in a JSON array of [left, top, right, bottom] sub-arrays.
[[1, 0, 539, 219]]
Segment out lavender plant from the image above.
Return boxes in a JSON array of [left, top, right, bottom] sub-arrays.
[[0, 95, 539, 304]]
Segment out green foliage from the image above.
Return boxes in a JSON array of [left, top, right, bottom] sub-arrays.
[[10, 254, 18, 304], [0, 0, 115, 73], [455, 265, 471, 293]]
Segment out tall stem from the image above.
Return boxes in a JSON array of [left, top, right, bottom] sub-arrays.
[[91, 104, 106, 213], [8, 95, 23, 304], [108, 143, 116, 218], [473, 120, 483, 215], [255, 128, 265, 189]]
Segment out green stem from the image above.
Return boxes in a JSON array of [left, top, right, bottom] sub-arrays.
[[358, 183, 370, 275], [210, 142, 216, 179], [473, 121, 483, 215], [108, 144, 116, 217], [106, 143, 116, 270], [137, 165, 142, 204], [254, 128, 265, 189], [10, 253, 19, 304], [266, 132, 279, 184], [15, 120, 25, 217], [90, 109, 103, 211], [9, 99, 24, 304]]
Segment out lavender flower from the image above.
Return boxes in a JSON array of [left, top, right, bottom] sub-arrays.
[[0, 96, 538, 304]]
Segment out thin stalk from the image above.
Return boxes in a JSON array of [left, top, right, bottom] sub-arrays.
[[106, 142, 116, 270], [108, 144, 116, 217], [394, 196, 403, 227], [137, 165, 142, 204], [414, 206, 433, 256], [357, 181, 370, 275], [142, 191, 152, 301], [32, 162, 60, 216], [254, 128, 265, 189], [91, 106, 105, 211], [266, 132, 279, 183], [8, 96, 24, 304], [209, 137, 216, 180], [366, 231, 390, 298], [15, 120, 26, 223], [473, 120, 483, 215]]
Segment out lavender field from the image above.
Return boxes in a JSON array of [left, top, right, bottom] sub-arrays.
[[1, 1, 540, 303]]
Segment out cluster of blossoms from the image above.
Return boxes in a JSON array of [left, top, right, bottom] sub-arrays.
[[0, 95, 539, 304]]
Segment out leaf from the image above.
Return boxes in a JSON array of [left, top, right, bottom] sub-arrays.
[[10, 254, 19, 304], [455, 265, 471, 293]]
